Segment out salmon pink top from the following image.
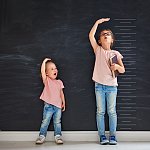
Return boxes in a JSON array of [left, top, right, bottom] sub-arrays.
[[92, 46, 123, 86], [40, 77, 64, 108]]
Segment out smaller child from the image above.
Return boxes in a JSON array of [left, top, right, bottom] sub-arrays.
[[36, 58, 66, 144]]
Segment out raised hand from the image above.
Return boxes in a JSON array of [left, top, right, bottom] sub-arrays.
[[96, 18, 110, 24], [43, 58, 51, 62]]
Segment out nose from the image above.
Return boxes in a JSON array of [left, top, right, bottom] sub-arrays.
[[55, 69, 58, 72]]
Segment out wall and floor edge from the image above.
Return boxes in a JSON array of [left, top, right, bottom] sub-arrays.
[[0, 131, 150, 141]]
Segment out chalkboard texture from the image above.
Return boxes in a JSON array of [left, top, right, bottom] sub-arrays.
[[0, 0, 150, 131]]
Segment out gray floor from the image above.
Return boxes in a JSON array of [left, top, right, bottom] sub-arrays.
[[0, 141, 150, 150]]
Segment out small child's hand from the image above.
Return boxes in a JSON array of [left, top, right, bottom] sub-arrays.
[[44, 58, 51, 62], [62, 104, 65, 112]]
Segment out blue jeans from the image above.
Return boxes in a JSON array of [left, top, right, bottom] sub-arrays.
[[39, 103, 62, 137], [95, 82, 117, 136]]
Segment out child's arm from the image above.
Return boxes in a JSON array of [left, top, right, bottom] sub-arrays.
[[41, 58, 51, 84], [89, 18, 110, 53], [60, 89, 66, 112], [110, 58, 125, 74]]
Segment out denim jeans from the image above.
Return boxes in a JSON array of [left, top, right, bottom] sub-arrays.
[[39, 103, 62, 137], [95, 82, 117, 136]]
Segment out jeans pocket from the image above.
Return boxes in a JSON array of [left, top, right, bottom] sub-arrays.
[[95, 82, 102, 91]]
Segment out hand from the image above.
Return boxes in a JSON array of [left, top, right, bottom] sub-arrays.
[[110, 63, 119, 71], [62, 104, 65, 112], [96, 18, 110, 24], [43, 58, 51, 62]]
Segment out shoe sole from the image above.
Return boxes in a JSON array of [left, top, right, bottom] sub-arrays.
[[35, 141, 45, 144], [109, 142, 117, 145], [100, 143, 109, 145], [55, 142, 63, 145], [100, 141, 109, 145]]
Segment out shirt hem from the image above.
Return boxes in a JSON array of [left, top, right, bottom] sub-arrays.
[[92, 79, 118, 86], [40, 99, 62, 109]]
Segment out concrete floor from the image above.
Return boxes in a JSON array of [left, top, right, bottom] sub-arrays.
[[0, 141, 150, 150]]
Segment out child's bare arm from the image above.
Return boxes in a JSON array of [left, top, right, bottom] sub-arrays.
[[41, 58, 51, 84], [89, 18, 110, 53], [110, 58, 125, 74], [60, 89, 66, 112]]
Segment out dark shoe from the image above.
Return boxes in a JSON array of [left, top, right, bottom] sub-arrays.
[[109, 135, 117, 145], [100, 135, 109, 145]]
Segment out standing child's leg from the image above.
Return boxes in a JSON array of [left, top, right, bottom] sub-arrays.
[[53, 106, 63, 144], [106, 86, 117, 145], [95, 83, 109, 145], [36, 103, 53, 144]]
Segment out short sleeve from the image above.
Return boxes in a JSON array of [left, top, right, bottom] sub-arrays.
[[115, 51, 123, 59], [95, 46, 101, 55], [57, 79, 64, 89]]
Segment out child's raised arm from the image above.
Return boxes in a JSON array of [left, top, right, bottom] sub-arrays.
[[41, 58, 51, 84], [89, 18, 110, 53]]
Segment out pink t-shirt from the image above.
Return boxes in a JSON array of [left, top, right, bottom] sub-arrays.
[[40, 77, 64, 108], [92, 46, 123, 86]]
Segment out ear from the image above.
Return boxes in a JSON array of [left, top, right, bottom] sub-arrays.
[[112, 39, 114, 44], [98, 39, 101, 44], [110, 39, 114, 47]]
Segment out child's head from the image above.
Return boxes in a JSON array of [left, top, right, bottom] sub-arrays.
[[98, 29, 115, 48], [45, 60, 58, 79]]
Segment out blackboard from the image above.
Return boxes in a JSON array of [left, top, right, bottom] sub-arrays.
[[0, 0, 150, 131]]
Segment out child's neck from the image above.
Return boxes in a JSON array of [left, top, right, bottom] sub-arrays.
[[102, 44, 111, 51]]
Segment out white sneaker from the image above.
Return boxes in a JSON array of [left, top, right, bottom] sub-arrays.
[[36, 135, 45, 144], [55, 135, 63, 144]]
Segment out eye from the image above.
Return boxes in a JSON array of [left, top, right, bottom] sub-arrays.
[[100, 32, 112, 36], [52, 68, 57, 70]]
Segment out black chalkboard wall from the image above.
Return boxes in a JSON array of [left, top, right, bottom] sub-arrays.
[[0, 0, 150, 131]]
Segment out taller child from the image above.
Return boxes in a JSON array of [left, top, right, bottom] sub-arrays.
[[89, 18, 125, 145]]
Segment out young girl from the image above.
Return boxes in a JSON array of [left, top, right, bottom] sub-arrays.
[[89, 18, 125, 145], [36, 58, 66, 144]]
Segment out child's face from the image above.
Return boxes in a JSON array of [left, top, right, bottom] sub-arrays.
[[99, 30, 113, 46], [46, 62, 58, 79]]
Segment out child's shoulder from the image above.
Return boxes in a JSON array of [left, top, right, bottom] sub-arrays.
[[56, 79, 64, 84], [95, 45, 101, 53], [57, 79, 62, 82], [111, 50, 123, 58], [56, 79, 64, 88], [111, 49, 121, 55]]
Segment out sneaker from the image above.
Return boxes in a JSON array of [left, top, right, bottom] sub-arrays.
[[35, 135, 45, 144], [55, 135, 63, 144], [109, 135, 117, 145], [100, 135, 109, 145]]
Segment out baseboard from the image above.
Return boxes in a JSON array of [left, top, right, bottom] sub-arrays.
[[0, 131, 150, 141]]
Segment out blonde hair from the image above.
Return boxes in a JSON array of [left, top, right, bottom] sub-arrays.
[[45, 60, 56, 71]]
